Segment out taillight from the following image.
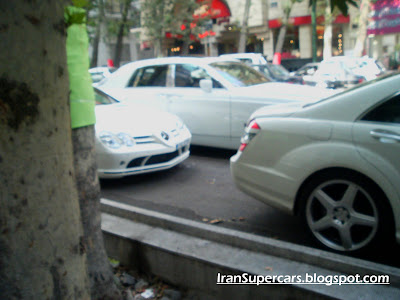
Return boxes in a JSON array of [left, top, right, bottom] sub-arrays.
[[239, 120, 260, 152]]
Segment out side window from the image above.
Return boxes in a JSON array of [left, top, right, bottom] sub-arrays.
[[362, 95, 400, 124], [175, 64, 222, 88], [128, 65, 168, 87]]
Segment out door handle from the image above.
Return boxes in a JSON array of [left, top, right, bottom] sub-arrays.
[[370, 129, 400, 142]]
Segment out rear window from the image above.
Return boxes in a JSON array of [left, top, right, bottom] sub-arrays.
[[128, 65, 169, 87], [210, 62, 270, 87]]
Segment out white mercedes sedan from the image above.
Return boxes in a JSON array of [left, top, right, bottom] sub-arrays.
[[231, 72, 400, 252], [98, 57, 334, 150], [95, 88, 191, 178]]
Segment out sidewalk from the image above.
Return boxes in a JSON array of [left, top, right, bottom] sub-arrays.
[[101, 198, 400, 300]]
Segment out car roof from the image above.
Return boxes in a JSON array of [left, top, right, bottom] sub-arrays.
[[120, 56, 239, 68], [301, 72, 400, 120]]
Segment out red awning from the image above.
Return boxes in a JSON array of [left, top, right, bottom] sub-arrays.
[[195, 0, 231, 19], [268, 15, 349, 28]]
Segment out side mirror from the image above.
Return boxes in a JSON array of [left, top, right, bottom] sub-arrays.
[[199, 79, 213, 93]]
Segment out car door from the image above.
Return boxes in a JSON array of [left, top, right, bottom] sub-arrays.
[[352, 94, 400, 185], [117, 64, 172, 111], [166, 63, 231, 147]]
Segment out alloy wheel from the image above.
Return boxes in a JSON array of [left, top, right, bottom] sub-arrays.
[[305, 179, 379, 251]]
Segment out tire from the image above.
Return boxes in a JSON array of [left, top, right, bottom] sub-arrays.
[[301, 171, 393, 252]]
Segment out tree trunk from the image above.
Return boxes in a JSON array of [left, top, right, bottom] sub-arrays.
[[114, 0, 131, 67], [0, 2, 90, 299], [72, 126, 121, 299], [154, 38, 163, 57], [323, 0, 333, 59], [238, 0, 251, 53], [91, 24, 101, 67], [91, 0, 105, 68], [181, 38, 189, 55], [274, 0, 294, 55], [275, 24, 288, 54], [353, 0, 370, 57]]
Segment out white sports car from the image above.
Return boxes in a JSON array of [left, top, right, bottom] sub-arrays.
[[95, 88, 191, 178]]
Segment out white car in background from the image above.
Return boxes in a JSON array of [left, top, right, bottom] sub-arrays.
[[231, 73, 400, 252], [98, 57, 334, 150], [90, 67, 116, 86], [219, 53, 268, 65], [95, 88, 191, 178]]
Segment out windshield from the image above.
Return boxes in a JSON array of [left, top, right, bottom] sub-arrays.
[[269, 64, 290, 77], [210, 62, 270, 87]]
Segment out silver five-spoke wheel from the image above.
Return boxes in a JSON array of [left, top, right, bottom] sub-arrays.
[[305, 179, 379, 252]]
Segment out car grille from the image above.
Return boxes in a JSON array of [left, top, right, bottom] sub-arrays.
[[126, 147, 187, 169], [133, 135, 156, 144]]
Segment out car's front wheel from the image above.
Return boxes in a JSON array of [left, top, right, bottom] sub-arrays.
[[301, 171, 393, 252]]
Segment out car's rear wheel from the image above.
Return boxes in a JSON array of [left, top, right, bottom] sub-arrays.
[[301, 171, 393, 252]]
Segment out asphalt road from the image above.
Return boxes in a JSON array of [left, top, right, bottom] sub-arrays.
[[100, 146, 400, 268]]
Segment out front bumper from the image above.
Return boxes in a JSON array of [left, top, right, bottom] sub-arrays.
[[97, 137, 191, 178]]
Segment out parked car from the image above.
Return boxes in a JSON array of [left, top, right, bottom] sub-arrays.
[[94, 88, 191, 178], [90, 67, 116, 86], [288, 62, 320, 84], [252, 63, 302, 83], [219, 53, 268, 65], [98, 57, 334, 149], [324, 56, 386, 81], [231, 72, 400, 252], [303, 59, 365, 89]]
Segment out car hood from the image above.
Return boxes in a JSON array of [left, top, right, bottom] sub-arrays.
[[95, 103, 181, 136], [250, 101, 306, 120], [234, 82, 336, 102]]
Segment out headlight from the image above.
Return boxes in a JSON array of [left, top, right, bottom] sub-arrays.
[[117, 133, 135, 147], [99, 131, 135, 149], [100, 132, 122, 149]]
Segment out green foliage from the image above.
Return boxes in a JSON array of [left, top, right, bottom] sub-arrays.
[[65, 5, 87, 26], [72, 0, 90, 8], [309, 0, 358, 16], [141, 0, 209, 43]]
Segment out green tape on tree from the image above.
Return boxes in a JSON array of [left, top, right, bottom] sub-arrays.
[[66, 6, 96, 129]]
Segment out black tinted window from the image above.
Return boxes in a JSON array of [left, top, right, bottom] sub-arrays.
[[362, 95, 400, 124], [128, 65, 168, 87]]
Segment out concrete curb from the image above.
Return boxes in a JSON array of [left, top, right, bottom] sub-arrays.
[[101, 198, 400, 299]]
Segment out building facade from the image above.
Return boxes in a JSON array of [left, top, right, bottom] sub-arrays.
[[93, 0, 400, 68]]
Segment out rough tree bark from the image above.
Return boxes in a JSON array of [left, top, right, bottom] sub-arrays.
[[72, 126, 121, 299], [0, 2, 90, 298]]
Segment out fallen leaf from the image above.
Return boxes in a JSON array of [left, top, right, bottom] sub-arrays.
[[265, 266, 273, 271], [209, 219, 222, 224], [202, 218, 209, 222]]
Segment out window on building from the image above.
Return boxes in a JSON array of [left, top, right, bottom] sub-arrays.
[[273, 26, 299, 58], [316, 25, 344, 57]]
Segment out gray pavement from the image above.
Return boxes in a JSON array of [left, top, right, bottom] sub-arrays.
[[101, 198, 400, 300]]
